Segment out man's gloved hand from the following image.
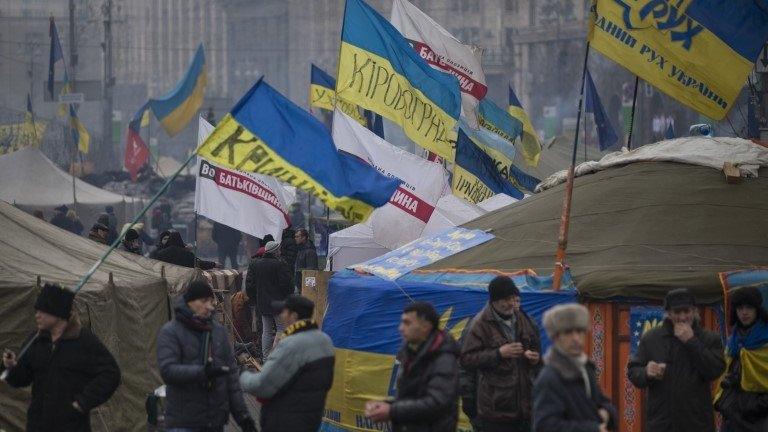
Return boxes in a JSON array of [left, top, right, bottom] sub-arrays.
[[237, 416, 257, 432], [204, 361, 230, 379]]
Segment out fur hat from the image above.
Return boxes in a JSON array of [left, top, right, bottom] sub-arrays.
[[664, 288, 696, 310], [488, 276, 520, 302], [34, 283, 75, 320], [183, 280, 214, 303], [543, 303, 589, 338], [729, 286, 768, 326], [264, 241, 280, 254]]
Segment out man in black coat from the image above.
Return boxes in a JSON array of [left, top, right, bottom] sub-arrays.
[[153, 230, 216, 269], [156, 280, 256, 432], [1, 284, 121, 432], [49, 204, 73, 232], [245, 241, 293, 358], [366, 302, 460, 432], [293, 228, 318, 290], [627, 288, 725, 432], [212, 221, 242, 269], [280, 227, 299, 282], [532, 303, 617, 432]]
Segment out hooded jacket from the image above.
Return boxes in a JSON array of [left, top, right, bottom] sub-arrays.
[[627, 318, 725, 432], [156, 299, 250, 429], [390, 329, 461, 432], [245, 253, 293, 315], [153, 231, 216, 269], [2, 315, 121, 432]]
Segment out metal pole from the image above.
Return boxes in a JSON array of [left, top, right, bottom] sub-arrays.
[[102, 0, 115, 169], [627, 76, 639, 149], [552, 41, 591, 291]]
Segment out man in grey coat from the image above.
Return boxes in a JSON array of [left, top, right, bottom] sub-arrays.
[[157, 280, 256, 432], [240, 295, 335, 432]]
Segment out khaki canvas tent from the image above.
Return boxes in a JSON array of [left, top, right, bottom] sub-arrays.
[[0, 201, 197, 432], [0, 147, 144, 231], [425, 146, 768, 303]]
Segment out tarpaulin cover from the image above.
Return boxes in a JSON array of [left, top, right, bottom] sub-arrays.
[[0, 201, 197, 432], [320, 270, 577, 432], [425, 161, 768, 303]]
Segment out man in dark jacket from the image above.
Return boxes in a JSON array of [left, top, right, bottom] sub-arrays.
[[627, 288, 725, 432], [240, 295, 335, 432], [212, 221, 242, 269], [533, 303, 616, 432], [97, 213, 118, 245], [245, 241, 293, 358], [153, 230, 216, 269], [121, 228, 142, 254], [461, 276, 542, 432], [715, 286, 768, 432], [49, 204, 73, 232], [1, 284, 121, 432], [156, 280, 256, 432], [280, 228, 299, 282], [293, 228, 318, 289], [87, 222, 110, 245], [458, 315, 483, 432], [366, 301, 460, 432]]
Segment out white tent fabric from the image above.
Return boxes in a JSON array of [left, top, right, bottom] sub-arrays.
[[326, 223, 390, 271], [421, 195, 486, 237], [477, 193, 519, 212], [0, 147, 142, 230]]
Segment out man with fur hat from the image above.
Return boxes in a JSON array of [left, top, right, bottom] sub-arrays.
[[627, 288, 725, 432], [246, 240, 293, 359], [461, 276, 542, 432], [240, 295, 335, 432], [156, 280, 256, 432], [532, 303, 616, 432], [1, 283, 121, 432], [715, 286, 768, 431]]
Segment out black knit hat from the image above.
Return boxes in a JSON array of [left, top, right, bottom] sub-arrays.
[[664, 288, 696, 310], [124, 228, 139, 241], [729, 286, 768, 326], [183, 280, 214, 302], [34, 283, 75, 320], [488, 276, 520, 302]]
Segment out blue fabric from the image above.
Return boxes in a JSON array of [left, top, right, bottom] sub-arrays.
[[148, 44, 205, 119], [584, 70, 619, 151], [478, 98, 523, 142], [665, 122, 675, 140], [47, 19, 66, 98], [311, 63, 336, 90], [363, 109, 385, 139], [727, 319, 768, 357], [455, 129, 525, 199], [685, 0, 768, 61], [508, 86, 523, 108], [230, 78, 400, 208]]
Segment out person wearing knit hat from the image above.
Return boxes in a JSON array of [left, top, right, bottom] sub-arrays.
[[121, 228, 142, 255], [715, 287, 768, 431], [245, 238, 293, 359], [461, 275, 541, 431], [155, 280, 256, 432], [627, 288, 724, 432], [533, 303, 616, 432], [2, 283, 121, 431]]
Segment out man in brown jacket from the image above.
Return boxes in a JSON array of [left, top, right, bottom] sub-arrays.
[[461, 276, 542, 432]]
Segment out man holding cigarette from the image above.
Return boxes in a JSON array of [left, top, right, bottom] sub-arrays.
[[627, 288, 725, 432]]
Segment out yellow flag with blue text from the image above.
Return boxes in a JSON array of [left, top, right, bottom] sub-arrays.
[[336, 0, 462, 161], [588, 0, 768, 120], [310, 64, 368, 126]]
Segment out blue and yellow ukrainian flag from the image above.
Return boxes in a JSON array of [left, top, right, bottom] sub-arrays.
[[148, 44, 206, 136], [452, 129, 525, 204], [310, 64, 368, 126], [336, 0, 461, 161], [196, 78, 400, 223], [589, 0, 768, 120], [69, 104, 89, 154], [478, 98, 523, 150], [508, 87, 541, 167]]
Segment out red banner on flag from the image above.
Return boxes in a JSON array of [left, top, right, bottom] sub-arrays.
[[124, 129, 149, 182]]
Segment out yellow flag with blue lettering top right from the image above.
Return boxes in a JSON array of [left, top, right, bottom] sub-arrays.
[[588, 0, 768, 120]]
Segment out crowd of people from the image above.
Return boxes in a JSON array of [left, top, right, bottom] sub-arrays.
[[3, 274, 766, 432]]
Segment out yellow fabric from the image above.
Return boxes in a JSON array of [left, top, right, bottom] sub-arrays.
[[451, 164, 495, 204], [507, 105, 541, 166], [196, 114, 376, 223], [588, 0, 752, 120], [159, 70, 207, 136], [0, 121, 46, 154], [740, 345, 768, 392], [309, 83, 367, 126], [71, 116, 90, 154], [336, 42, 458, 161]]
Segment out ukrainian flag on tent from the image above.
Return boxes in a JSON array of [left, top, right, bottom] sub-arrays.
[[508, 86, 541, 167], [148, 44, 206, 136], [588, 0, 768, 120], [452, 128, 525, 203], [69, 104, 89, 154], [196, 78, 400, 223], [320, 270, 577, 432], [309, 64, 367, 126], [336, 0, 461, 161]]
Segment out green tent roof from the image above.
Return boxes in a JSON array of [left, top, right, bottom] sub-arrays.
[[425, 162, 768, 303]]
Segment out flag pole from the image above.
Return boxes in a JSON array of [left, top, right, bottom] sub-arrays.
[[627, 75, 639, 149], [552, 41, 591, 291], [69, 108, 77, 209]]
